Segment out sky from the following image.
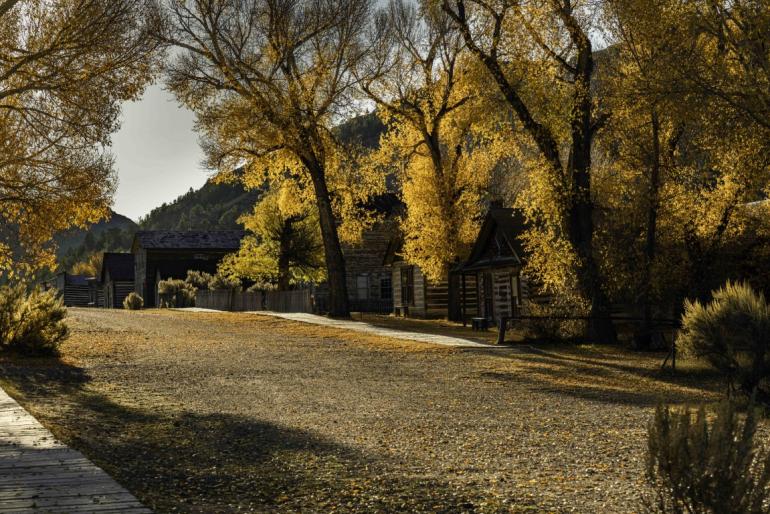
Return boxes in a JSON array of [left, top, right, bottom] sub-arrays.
[[111, 84, 210, 222]]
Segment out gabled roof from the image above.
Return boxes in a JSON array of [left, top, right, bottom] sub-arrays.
[[100, 252, 134, 282], [460, 207, 528, 271], [132, 230, 246, 251]]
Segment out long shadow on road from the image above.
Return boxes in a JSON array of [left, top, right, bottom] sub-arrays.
[[0, 357, 510, 514]]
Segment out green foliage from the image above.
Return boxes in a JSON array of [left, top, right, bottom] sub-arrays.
[[139, 180, 260, 232], [218, 187, 325, 289], [0, 285, 68, 356], [645, 402, 770, 514], [123, 292, 143, 310], [157, 279, 196, 308], [679, 281, 770, 401], [56, 213, 137, 272]]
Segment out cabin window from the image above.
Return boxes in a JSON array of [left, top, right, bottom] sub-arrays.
[[401, 266, 415, 306], [380, 276, 392, 300], [356, 274, 369, 299]]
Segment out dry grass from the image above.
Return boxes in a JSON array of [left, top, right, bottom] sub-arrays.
[[0, 308, 726, 513]]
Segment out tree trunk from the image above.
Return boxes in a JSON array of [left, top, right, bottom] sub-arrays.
[[301, 155, 350, 317], [569, 46, 617, 345], [277, 219, 293, 291], [636, 111, 663, 350]]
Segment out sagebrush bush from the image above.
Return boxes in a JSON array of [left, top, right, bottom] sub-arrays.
[[679, 281, 770, 402], [185, 270, 213, 290], [123, 292, 143, 310], [0, 285, 68, 355], [157, 279, 196, 308], [645, 402, 770, 514], [208, 273, 241, 291]]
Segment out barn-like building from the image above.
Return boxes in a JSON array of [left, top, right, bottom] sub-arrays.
[[132, 230, 245, 308]]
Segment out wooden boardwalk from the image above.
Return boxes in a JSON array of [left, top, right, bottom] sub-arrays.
[[0, 387, 151, 513]]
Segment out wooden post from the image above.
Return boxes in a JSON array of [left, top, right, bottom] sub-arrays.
[[461, 274, 467, 327], [497, 317, 506, 345]]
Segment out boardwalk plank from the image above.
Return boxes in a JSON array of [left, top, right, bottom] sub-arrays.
[[0, 387, 151, 513]]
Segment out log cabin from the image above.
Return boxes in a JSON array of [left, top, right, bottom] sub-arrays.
[[100, 252, 135, 308], [43, 272, 92, 307], [453, 208, 531, 323]]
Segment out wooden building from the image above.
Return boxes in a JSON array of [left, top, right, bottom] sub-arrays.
[[132, 230, 244, 307], [100, 252, 135, 308], [44, 272, 93, 307], [389, 261, 451, 318], [342, 219, 397, 313], [453, 208, 529, 323]]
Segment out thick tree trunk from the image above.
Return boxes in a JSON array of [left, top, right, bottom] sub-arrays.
[[301, 155, 350, 317], [569, 46, 617, 345], [637, 111, 662, 350]]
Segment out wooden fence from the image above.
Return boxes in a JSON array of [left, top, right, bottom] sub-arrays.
[[195, 290, 264, 312], [264, 289, 313, 313]]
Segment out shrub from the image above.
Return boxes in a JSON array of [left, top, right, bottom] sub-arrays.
[[157, 279, 196, 308], [185, 270, 213, 291], [208, 273, 241, 291], [644, 402, 770, 513], [123, 292, 143, 310], [0, 285, 68, 356], [679, 281, 770, 402]]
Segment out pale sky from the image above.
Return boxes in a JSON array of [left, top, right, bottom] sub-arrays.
[[111, 84, 211, 221]]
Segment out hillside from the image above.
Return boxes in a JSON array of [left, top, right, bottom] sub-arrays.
[[139, 180, 261, 231], [56, 211, 138, 271]]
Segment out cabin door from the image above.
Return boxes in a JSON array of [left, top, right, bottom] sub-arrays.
[[482, 272, 494, 320], [400, 266, 415, 312]]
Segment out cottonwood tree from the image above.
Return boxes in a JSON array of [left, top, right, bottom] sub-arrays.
[[219, 182, 325, 289], [0, 0, 159, 276], [158, 0, 378, 316], [596, 0, 770, 341], [440, 0, 617, 342], [360, 0, 507, 283]]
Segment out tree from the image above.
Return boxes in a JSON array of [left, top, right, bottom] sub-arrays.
[[70, 252, 103, 278], [157, 0, 379, 316], [440, 0, 617, 342], [360, 0, 505, 282], [219, 185, 325, 289], [0, 0, 160, 277], [596, 0, 770, 338]]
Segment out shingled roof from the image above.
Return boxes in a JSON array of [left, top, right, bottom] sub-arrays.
[[132, 230, 246, 251], [458, 208, 528, 271], [100, 252, 135, 282]]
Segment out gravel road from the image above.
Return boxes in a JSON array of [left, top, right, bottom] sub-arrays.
[[0, 308, 720, 513]]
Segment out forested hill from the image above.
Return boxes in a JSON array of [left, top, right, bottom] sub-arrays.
[[55, 211, 138, 271], [139, 180, 260, 231]]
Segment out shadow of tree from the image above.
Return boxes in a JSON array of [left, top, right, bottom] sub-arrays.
[[466, 346, 723, 408], [0, 358, 510, 514]]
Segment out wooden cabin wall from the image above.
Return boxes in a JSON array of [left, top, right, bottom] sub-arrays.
[[343, 222, 395, 313], [63, 285, 90, 307], [477, 267, 520, 322], [391, 263, 449, 318], [448, 273, 479, 321], [392, 265, 402, 310]]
